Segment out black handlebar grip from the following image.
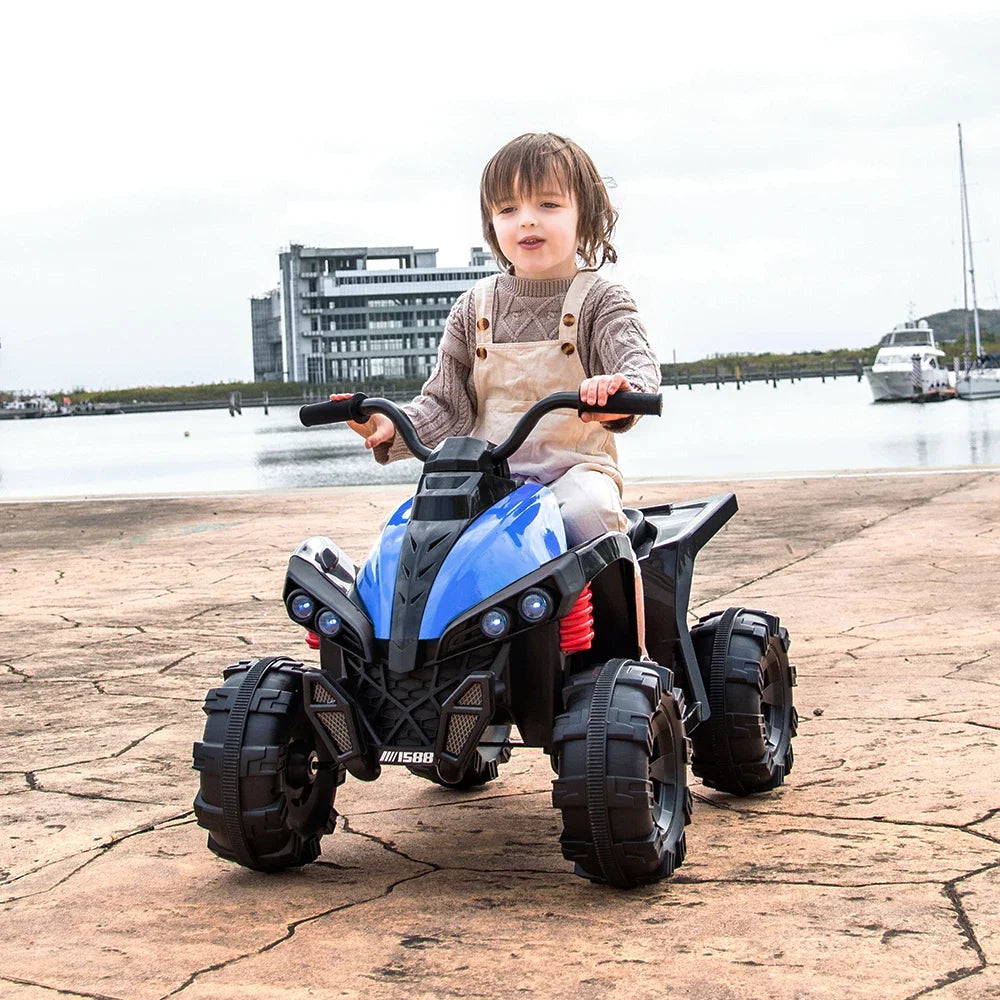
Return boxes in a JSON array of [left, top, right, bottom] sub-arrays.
[[299, 392, 369, 427], [578, 391, 663, 417]]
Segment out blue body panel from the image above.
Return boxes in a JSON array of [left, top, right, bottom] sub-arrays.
[[354, 497, 412, 638], [420, 483, 566, 638], [354, 484, 566, 640]]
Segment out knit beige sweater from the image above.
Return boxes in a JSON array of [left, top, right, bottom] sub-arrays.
[[376, 270, 660, 463]]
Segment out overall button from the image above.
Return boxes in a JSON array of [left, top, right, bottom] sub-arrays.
[[560, 343, 576, 356], [562, 314, 576, 327], [476, 346, 488, 359], [476, 318, 490, 331]]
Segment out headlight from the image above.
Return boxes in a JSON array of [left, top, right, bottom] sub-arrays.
[[288, 592, 315, 622], [480, 608, 510, 638], [519, 590, 551, 622], [316, 609, 342, 637]]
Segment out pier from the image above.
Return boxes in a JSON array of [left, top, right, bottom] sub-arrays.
[[667, 358, 866, 389], [1, 362, 872, 422]]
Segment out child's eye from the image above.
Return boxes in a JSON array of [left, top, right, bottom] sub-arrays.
[[541, 202, 561, 209], [497, 206, 515, 215]]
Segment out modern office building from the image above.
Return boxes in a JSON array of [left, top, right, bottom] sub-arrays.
[[251, 244, 498, 384], [250, 289, 282, 382]]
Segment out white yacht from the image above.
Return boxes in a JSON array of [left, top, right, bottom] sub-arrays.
[[864, 321, 953, 402]]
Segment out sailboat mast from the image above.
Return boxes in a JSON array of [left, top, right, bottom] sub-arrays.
[[958, 122, 982, 358], [960, 133, 970, 363]]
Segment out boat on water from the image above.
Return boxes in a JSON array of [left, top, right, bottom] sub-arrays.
[[956, 354, 1000, 399], [864, 320, 954, 402], [0, 396, 61, 419], [953, 124, 1000, 400]]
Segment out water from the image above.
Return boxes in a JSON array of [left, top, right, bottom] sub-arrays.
[[2, 378, 998, 499]]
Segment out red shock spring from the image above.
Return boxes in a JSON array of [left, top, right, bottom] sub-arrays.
[[560, 584, 595, 653]]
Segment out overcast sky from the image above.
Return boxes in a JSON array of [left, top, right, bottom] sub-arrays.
[[2, 1, 999, 392]]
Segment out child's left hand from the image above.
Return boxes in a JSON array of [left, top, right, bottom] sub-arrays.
[[579, 374, 632, 422]]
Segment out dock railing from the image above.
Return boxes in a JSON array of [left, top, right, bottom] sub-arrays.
[[15, 361, 871, 419], [665, 359, 866, 390]]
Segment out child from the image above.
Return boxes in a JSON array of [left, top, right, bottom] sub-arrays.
[[336, 132, 660, 649]]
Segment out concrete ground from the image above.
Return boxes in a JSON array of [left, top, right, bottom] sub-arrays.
[[1, 471, 998, 1000]]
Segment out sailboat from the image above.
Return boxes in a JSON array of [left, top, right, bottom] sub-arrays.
[[955, 123, 1000, 400]]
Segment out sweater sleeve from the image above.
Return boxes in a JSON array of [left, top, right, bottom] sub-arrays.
[[373, 291, 477, 464], [584, 282, 662, 432]]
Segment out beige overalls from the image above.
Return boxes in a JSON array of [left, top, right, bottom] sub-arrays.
[[471, 271, 630, 547]]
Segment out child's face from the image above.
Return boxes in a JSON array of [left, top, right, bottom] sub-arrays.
[[491, 184, 580, 280]]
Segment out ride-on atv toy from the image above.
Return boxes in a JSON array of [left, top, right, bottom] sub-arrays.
[[193, 391, 797, 888]]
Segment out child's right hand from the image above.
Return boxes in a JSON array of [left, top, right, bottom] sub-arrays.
[[328, 393, 396, 451]]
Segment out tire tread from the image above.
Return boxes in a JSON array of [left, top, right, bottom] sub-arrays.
[[192, 657, 338, 871], [690, 609, 797, 795]]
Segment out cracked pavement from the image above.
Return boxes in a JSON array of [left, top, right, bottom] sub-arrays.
[[1, 473, 998, 1000]]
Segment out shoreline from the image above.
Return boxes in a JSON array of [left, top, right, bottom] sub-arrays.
[[3, 462, 1000, 504]]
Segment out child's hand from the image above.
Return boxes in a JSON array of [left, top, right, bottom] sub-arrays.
[[579, 374, 632, 422], [328, 393, 396, 450]]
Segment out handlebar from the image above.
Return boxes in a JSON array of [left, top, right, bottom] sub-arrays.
[[490, 392, 661, 462], [299, 389, 662, 464], [299, 393, 434, 460]]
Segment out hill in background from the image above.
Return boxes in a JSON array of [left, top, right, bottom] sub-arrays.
[[918, 308, 999, 343]]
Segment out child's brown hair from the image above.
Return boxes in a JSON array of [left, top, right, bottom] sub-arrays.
[[480, 133, 618, 271]]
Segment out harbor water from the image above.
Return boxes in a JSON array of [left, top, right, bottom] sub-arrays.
[[2, 378, 999, 500]]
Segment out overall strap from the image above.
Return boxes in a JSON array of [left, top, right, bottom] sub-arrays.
[[557, 271, 600, 352], [473, 275, 500, 347]]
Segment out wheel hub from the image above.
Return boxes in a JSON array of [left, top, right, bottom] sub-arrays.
[[287, 746, 320, 787]]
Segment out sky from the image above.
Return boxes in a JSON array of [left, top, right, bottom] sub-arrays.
[[2, 0, 999, 392]]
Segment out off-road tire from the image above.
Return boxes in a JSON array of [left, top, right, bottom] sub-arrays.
[[551, 660, 692, 888], [193, 656, 340, 871], [407, 724, 513, 788], [690, 607, 797, 794]]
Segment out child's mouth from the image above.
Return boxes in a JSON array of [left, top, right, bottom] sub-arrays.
[[519, 237, 544, 248]]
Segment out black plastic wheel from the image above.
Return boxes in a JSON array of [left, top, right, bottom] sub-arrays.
[[551, 660, 692, 888], [192, 656, 341, 871], [407, 724, 513, 789], [690, 607, 798, 794]]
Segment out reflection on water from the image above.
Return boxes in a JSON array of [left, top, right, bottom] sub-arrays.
[[618, 379, 1000, 480], [1, 379, 998, 498], [967, 405, 993, 466]]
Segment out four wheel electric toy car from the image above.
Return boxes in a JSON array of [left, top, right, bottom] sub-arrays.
[[193, 390, 797, 888]]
